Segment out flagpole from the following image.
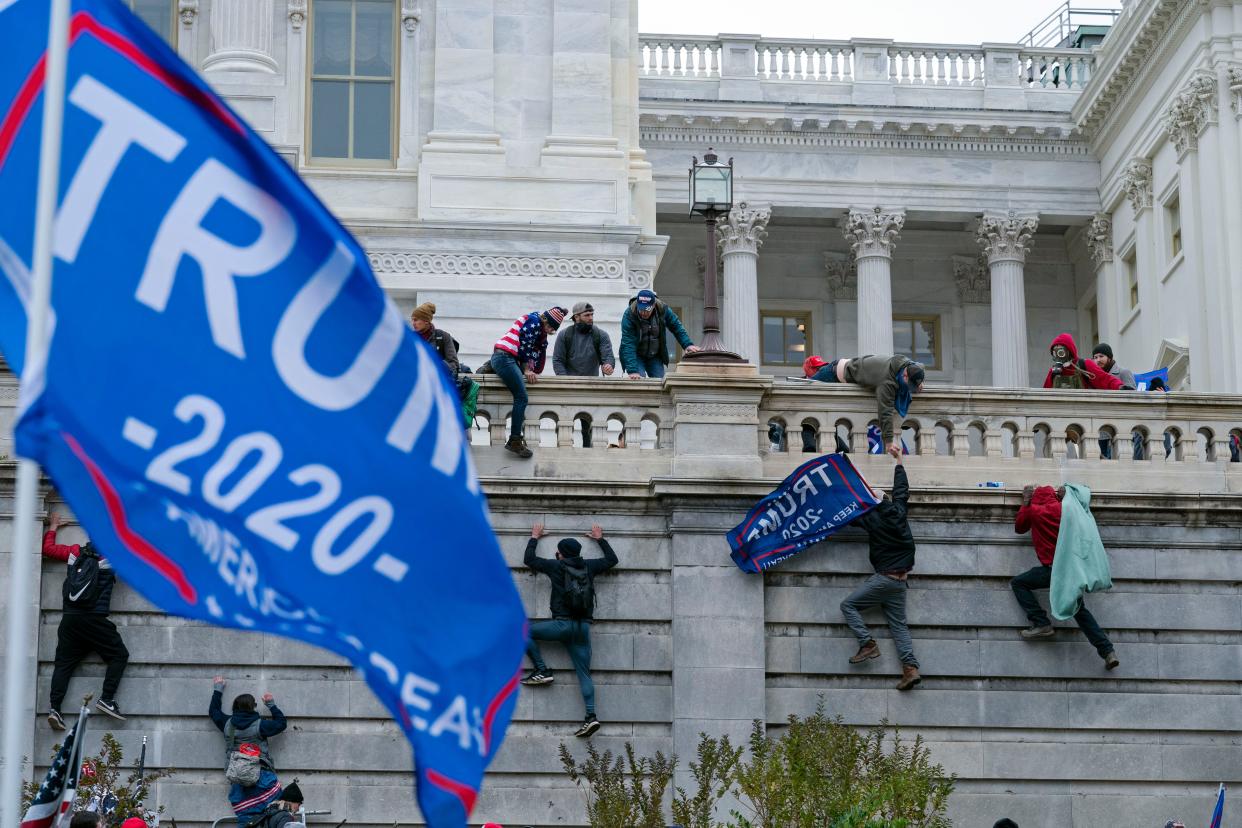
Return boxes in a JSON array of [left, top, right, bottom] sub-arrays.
[[1, 0, 74, 825]]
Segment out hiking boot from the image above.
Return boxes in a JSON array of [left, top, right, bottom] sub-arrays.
[[95, 698, 126, 721], [504, 437, 533, 459], [1020, 624, 1055, 640], [574, 715, 601, 738], [896, 665, 922, 691], [47, 709, 65, 731], [848, 640, 881, 664], [520, 669, 554, 686], [1103, 651, 1120, 670]]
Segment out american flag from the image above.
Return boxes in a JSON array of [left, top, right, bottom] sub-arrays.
[[20, 706, 89, 828]]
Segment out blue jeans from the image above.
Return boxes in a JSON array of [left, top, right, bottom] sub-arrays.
[[1010, 564, 1113, 656], [840, 573, 918, 667], [490, 351, 528, 441], [632, 356, 666, 378], [527, 619, 595, 716]]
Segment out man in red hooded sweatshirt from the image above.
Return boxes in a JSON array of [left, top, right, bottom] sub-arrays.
[[1043, 333, 1124, 390], [1011, 484, 1119, 670]]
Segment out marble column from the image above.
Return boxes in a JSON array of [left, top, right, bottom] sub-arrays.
[[543, 0, 621, 158], [977, 211, 1038, 387], [202, 0, 276, 73], [843, 207, 904, 356], [717, 203, 771, 364], [1085, 212, 1116, 345], [825, 253, 858, 355], [428, 0, 499, 140], [1121, 159, 1158, 352]]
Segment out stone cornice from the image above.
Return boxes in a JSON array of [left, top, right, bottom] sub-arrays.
[[639, 123, 1092, 158], [977, 211, 1039, 265], [717, 202, 771, 256], [843, 207, 904, 259], [952, 255, 989, 304], [1086, 212, 1114, 268], [1072, 0, 1191, 138], [368, 251, 626, 279], [823, 253, 857, 301], [1160, 68, 1218, 157]]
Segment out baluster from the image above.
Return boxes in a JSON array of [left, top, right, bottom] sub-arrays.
[[984, 430, 1003, 459], [591, 420, 608, 449], [917, 429, 937, 457], [490, 413, 507, 447], [951, 430, 971, 457], [758, 46, 769, 78], [655, 42, 667, 76], [672, 42, 684, 77], [1213, 437, 1231, 464], [640, 43, 649, 75], [1050, 432, 1068, 458], [947, 51, 959, 85], [557, 419, 574, 449], [1016, 431, 1036, 459], [851, 429, 870, 455], [831, 48, 842, 81], [625, 422, 640, 449], [1082, 432, 1101, 460], [889, 52, 899, 82], [705, 44, 717, 76], [778, 46, 789, 79], [813, 47, 825, 80]]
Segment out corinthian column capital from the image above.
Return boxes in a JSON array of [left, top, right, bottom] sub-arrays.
[[1227, 63, 1242, 117], [1122, 158, 1153, 214], [977, 211, 1039, 265], [717, 202, 771, 256], [1086, 212, 1114, 268], [1161, 68, 1218, 157], [843, 207, 904, 259]]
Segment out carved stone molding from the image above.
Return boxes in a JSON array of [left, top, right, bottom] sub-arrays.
[[823, 254, 857, 301], [675, 402, 756, 422], [843, 207, 904, 259], [952, 255, 990, 304], [694, 251, 722, 278], [1227, 64, 1242, 117], [288, 0, 307, 32], [367, 252, 625, 279], [1086, 212, 1114, 268], [627, 269, 653, 290], [716, 201, 771, 256], [1161, 69, 1218, 157], [1122, 158, 1153, 213], [401, 0, 421, 33], [178, 0, 198, 26], [977, 211, 1039, 265]]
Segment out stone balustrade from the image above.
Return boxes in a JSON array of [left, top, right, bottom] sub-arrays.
[[471, 374, 1242, 492], [639, 34, 1096, 98]]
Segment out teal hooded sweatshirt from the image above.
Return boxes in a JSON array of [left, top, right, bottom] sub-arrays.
[[1050, 483, 1113, 620]]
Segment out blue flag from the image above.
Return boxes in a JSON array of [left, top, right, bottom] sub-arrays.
[[1209, 783, 1225, 828], [0, 2, 526, 824], [1134, 367, 1170, 391], [727, 453, 880, 573]]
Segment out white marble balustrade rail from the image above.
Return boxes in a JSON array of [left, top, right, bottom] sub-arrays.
[[888, 43, 986, 86], [638, 35, 722, 77], [1018, 47, 1094, 89], [754, 39, 855, 81]]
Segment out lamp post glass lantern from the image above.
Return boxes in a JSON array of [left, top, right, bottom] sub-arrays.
[[686, 149, 744, 362]]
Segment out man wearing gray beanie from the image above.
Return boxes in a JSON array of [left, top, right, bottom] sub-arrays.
[[520, 522, 619, 738], [553, 301, 616, 379]]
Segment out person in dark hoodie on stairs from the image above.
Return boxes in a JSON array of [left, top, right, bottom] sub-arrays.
[[839, 456, 922, 690], [43, 512, 129, 728], [210, 676, 289, 826], [520, 522, 619, 737], [1012, 484, 1119, 670]]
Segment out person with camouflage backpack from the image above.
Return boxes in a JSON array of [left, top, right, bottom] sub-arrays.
[[209, 676, 288, 825], [519, 523, 619, 738]]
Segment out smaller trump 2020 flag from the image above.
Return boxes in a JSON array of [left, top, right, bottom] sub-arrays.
[[0, 1, 526, 824], [727, 453, 880, 573]]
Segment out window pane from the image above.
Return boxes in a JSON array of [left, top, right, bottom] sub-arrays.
[[785, 318, 807, 363], [893, 320, 913, 356], [354, 0, 394, 77], [353, 81, 392, 160], [131, 0, 172, 41], [916, 320, 936, 366], [311, 80, 350, 158], [313, 0, 352, 75], [762, 316, 784, 364]]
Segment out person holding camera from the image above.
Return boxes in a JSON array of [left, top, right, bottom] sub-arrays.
[[1042, 333, 1124, 390]]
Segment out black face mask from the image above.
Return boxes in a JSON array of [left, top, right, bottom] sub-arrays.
[[575, 321, 592, 334]]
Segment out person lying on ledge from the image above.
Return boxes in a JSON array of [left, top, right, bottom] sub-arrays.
[[803, 353, 925, 458]]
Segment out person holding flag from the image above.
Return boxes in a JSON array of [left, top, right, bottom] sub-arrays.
[[0, 1, 527, 826]]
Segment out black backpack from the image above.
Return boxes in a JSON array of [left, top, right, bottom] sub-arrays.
[[63, 543, 102, 609], [562, 562, 594, 618]]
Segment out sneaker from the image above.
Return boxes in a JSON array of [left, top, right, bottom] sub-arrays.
[[505, 437, 533, 459], [47, 709, 65, 731], [574, 715, 601, 738], [848, 640, 881, 664], [95, 698, 126, 721], [520, 669, 554, 686], [1103, 651, 1120, 670], [1020, 625, 1055, 640]]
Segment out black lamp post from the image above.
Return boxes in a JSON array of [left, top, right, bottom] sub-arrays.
[[683, 148, 745, 363]]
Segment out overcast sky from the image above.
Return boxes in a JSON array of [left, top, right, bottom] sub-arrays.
[[638, 0, 1124, 45]]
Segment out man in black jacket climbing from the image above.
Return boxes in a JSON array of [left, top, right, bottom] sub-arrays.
[[839, 456, 922, 690], [519, 522, 618, 737]]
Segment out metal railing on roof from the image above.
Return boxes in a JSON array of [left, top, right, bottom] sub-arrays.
[[1019, 0, 1120, 48]]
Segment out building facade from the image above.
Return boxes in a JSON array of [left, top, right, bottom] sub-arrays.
[[2, 1, 1242, 826]]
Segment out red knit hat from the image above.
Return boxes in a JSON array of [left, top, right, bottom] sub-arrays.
[[802, 355, 828, 378], [122, 819, 147, 828]]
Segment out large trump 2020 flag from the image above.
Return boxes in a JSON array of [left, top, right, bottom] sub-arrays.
[[0, 1, 527, 824]]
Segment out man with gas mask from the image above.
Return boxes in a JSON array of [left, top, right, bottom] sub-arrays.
[[1042, 333, 1124, 390]]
